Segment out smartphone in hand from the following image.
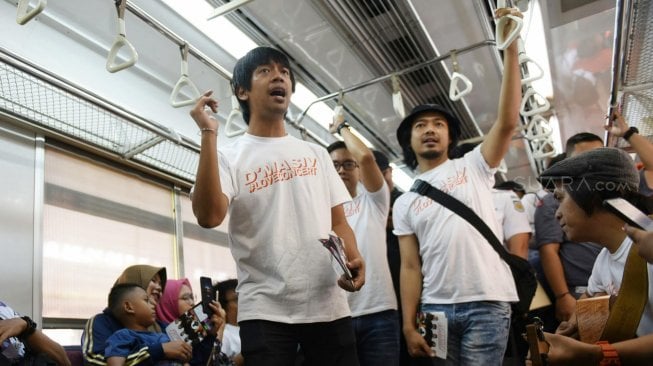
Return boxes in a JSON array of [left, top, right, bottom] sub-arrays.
[[603, 198, 653, 230], [200, 276, 216, 317]]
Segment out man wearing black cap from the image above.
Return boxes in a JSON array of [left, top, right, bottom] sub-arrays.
[[392, 7, 523, 364], [533, 147, 653, 364]]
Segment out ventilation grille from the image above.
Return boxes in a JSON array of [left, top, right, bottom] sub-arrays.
[[317, 0, 478, 139], [0, 52, 200, 185]]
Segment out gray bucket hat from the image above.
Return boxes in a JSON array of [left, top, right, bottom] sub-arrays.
[[538, 147, 639, 192]]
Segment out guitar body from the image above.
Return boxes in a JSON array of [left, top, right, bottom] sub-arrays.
[[575, 295, 611, 344]]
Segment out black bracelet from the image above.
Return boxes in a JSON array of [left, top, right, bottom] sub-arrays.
[[623, 126, 639, 141], [336, 122, 350, 135], [18, 316, 37, 340]]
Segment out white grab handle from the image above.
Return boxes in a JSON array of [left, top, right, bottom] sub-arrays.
[[449, 71, 473, 101], [495, 0, 523, 51], [392, 91, 405, 118], [106, 18, 138, 73], [169, 47, 200, 108], [224, 95, 247, 137], [498, 159, 508, 174], [391, 74, 405, 118], [169, 75, 200, 108], [520, 87, 550, 117], [523, 114, 553, 140], [520, 54, 544, 85], [16, 0, 46, 25], [333, 105, 345, 123], [531, 138, 557, 160]]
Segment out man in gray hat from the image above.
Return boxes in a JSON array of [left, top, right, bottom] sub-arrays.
[[531, 147, 653, 364], [392, 7, 523, 364], [534, 133, 603, 330]]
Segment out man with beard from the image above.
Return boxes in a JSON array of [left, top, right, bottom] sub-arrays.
[[392, 7, 523, 365]]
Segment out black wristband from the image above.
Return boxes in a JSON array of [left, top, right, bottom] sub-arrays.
[[18, 316, 37, 340], [623, 126, 639, 141], [336, 122, 350, 135]]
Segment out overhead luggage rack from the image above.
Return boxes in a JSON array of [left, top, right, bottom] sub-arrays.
[[0, 48, 200, 188]]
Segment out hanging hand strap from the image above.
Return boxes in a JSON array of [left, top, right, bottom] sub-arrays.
[[410, 179, 509, 261], [448, 50, 473, 101], [16, 0, 46, 25], [169, 43, 201, 108], [106, 0, 138, 73]]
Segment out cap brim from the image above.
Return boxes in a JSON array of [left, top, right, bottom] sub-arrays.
[[396, 104, 461, 145]]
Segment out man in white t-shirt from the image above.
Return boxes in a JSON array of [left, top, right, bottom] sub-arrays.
[[327, 114, 399, 366], [392, 7, 522, 365], [190, 46, 365, 366], [534, 147, 653, 364]]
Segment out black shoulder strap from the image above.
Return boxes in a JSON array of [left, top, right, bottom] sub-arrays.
[[410, 179, 511, 263]]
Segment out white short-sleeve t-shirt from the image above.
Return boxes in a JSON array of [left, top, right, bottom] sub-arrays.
[[587, 237, 653, 336], [345, 182, 397, 316], [393, 146, 518, 304], [217, 133, 352, 323], [492, 189, 532, 243]]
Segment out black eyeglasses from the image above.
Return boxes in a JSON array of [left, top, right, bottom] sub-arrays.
[[333, 161, 358, 171]]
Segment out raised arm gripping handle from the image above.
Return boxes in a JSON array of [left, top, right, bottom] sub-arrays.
[[495, 0, 523, 50]]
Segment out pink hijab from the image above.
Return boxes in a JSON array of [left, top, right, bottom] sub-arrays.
[[155, 278, 191, 323]]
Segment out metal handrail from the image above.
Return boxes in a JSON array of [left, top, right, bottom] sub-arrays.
[[125, 2, 232, 81], [293, 40, 496, 126]]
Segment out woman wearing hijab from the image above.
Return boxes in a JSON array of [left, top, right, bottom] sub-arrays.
[[82, 265, 194, 366], [155, 279, 194, 324], [156, 279, 230, 366]]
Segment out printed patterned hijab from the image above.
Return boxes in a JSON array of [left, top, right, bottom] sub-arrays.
[[155, 278, 191, 323]]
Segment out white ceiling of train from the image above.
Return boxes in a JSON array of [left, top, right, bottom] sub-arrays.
[[1, 0, 649, 190]]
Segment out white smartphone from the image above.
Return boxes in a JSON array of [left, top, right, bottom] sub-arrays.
[[603, 198, 653, 231]]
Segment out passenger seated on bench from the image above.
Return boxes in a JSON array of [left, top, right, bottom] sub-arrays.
[[0, 300, 71, 366], [530, 148, 653, 365], [104, 283, 190, 366]]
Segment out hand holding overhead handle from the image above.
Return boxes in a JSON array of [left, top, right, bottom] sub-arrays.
[[495, 3, 524, 50]]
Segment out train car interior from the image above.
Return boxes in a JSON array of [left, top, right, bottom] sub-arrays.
[[1, 0, 652, 361]]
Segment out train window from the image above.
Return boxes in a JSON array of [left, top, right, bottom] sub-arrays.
[[179, 196, 236, 294], [42, 147, 176, 320], [39, 147, 238, 345]]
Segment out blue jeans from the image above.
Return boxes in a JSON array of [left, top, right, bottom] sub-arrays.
[[421, 301, 511, 366], [351, 310, 399, 366]]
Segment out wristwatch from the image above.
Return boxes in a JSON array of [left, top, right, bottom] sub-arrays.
[[596, 341, 621, 366], [336, 121, 350, 135], [18, 316, 37, 341], [623, 126, 639, 141]]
